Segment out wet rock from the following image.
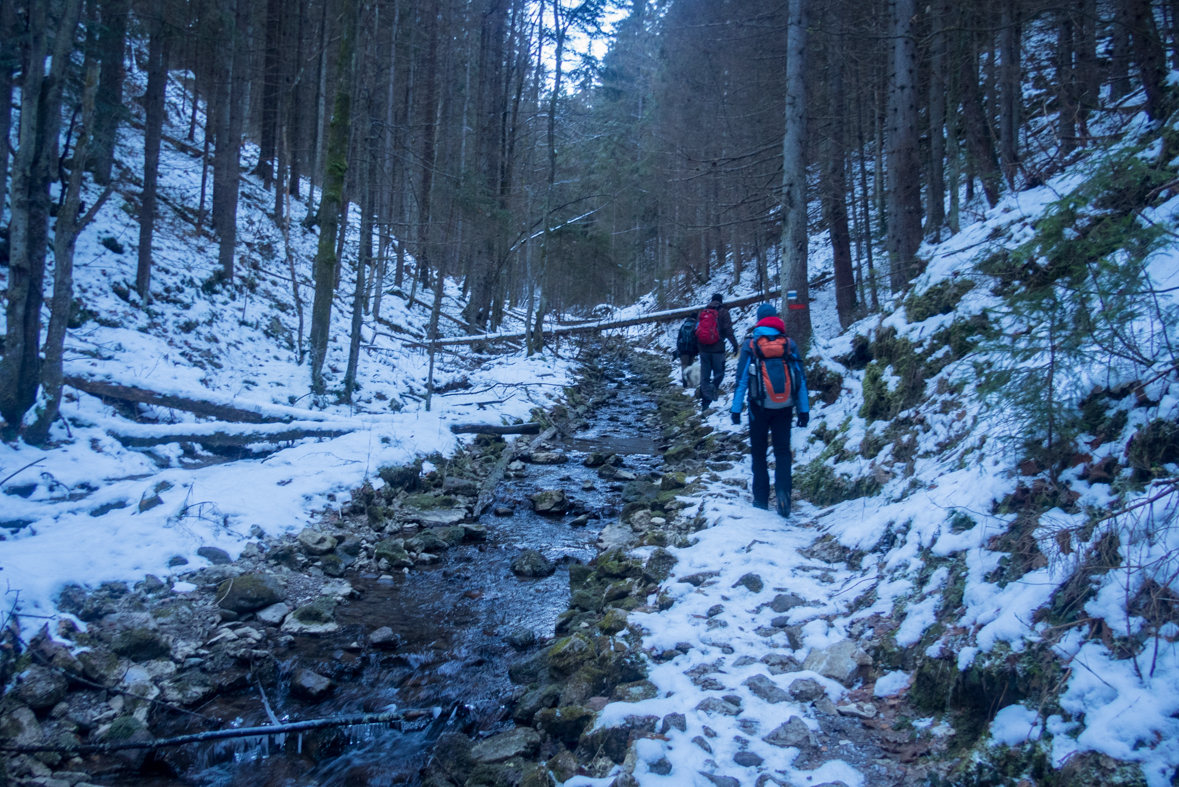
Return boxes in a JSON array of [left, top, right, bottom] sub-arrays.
[[837, 700, 877, 719], [529, 451, 568, 465], [547, 633, 596, 678], [801, 639, 872, 686], [732, 573, 764, 593], [580, 716, 657, 763], [214, 573, 286, 613], [569, 514, 590, 528], [493, 506, 514, 517], [373, 538, 413, 569], [695, 697, 741, 716], [507, 460, 526, 472], [529, 489, 569, 515], [581, 480, 596, 491], [597, 464, 619, 479], [508, 650, 549, 685], [788, 678, 826, 702], [659, 472, 687, 491], [628, 509, 653, 532], [699, 773, 741, 787], [408, 509, 467, 527], [597, 608, 628, 635], [14, 666, 68, 711], [583, 453, 621, 468], [100, 715, 153, 769], [470, 727, 541, 764], [643, 548, 678, 583], [734, 750, 764, 767], [761, 716, 816, 750], [319, 554, 346, 577], [0, 707, 43, 746], [462, 524, 488, 541], [405, 529, 449, 553], [196, 546, 231, 565], [291, 668, 333, 701], [255, 602, 290, 626], [512, 684, 561, 723], [504, 628, 536, 650], [297, 529, 337, 555], [535, 705, 595, 744], [369, 626, 401, 649], [511, 548, 556, 577], [281, 597, 339, 635], [660, 713, 687, 734], [743, 674, 788, 704], [768, 593, 804, 613], [160, 675, 216, 706], [614, 469, 638, 481]]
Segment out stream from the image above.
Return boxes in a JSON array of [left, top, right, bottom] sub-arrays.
[[142, 355, 662, 786]]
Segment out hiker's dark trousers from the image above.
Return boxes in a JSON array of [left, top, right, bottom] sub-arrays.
[[750, 404, 792, 514], [700, 351, 725, 403]]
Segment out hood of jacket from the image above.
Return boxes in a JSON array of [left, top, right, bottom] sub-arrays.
[[754, 316, 786, 334]]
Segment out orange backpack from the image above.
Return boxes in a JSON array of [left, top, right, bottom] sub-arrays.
[[751, 335, 793, 408]]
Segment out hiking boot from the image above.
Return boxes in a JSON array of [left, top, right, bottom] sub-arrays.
[[701, 397, 712, 412], [752, 501, 769, 510], [775, 504, 790, 518]]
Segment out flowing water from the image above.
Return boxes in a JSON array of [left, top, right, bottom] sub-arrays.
[[139, 357, 661, 786]]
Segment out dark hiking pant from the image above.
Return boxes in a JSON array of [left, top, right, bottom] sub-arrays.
[[750, 404, 792, 516], [700, 351, 725, 404]]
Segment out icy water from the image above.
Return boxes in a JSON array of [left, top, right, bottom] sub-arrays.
[[139, 359, 661, 786]]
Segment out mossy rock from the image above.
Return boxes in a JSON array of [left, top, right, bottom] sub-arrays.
[[643, 548, 678, 583], [291, 597, 336, 624], [904, 277, 975, 323], [374, 538, 413, 568], [594, 549, 641, 579], [659, 472, 687, 491], [402, 493, 460, 510], [794, 459, 882, 506], [610, 679, 658, 703], [568, 564, 594, 591], [535, 705, 595, 743], [662, 444, 694, 464], [104, 714, 146, 742], [547, 633, 597, 678], [377, 460, 422, 494], [597, 608, 628, 635], [215, 573, 286, 613], [110, 626, 170, 662], [570, 588, 604, 613]]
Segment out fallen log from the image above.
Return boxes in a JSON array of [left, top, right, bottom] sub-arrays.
[[449, 423, 542, 436], [474, 426, 559, 517], [64, 375, 331, 424], [110, 421, 356, 448], [428, 288, 788, 347], [0, 709, 428, 754]]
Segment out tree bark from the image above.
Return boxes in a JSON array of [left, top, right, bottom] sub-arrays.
[[1000, 0, 1019, 187], [781, 0, 811, 350], [1057, 8, 1077, 155], [217, 0, 250, 280], [254, 0, 282, 186], [959, 41, 1001, 208], [0, 0, 83, 434], [1126, 0, 1169, 120], [26, 61, 101, 446], [0, 0, 17, 223], [823, 4, 855, 329], [928, 0, 948, 236], [91, 0, 128, 185], [309, 0, 358, 395], [887, 0, 923, 292], [136, 14, 171, 302]]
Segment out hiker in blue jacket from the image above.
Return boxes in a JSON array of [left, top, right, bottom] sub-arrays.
[[730, 303, 810, 517]]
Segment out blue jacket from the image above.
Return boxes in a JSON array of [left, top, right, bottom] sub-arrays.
[[731, 327, 810, 415]]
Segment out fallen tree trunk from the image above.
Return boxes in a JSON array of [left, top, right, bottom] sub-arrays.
[[449, 423, 542, 436], [111, 422, 356, 448], [0, 709, 427, 754], [430, 288, 787, 347], [64, 375, 330, 424], [474, 426, 558, 517]]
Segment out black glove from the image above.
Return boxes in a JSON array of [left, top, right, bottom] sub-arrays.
[[731, 412, 741, 425], [797, 411, 809, 428]]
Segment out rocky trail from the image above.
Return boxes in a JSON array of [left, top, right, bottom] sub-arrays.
[[4, 341, 982, 787]]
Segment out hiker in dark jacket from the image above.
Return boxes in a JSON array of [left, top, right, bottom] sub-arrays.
[[696, 294, 739, 411], [674, 312, 699, 386], [730, 303, 810, 517]]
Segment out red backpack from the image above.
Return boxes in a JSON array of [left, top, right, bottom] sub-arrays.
[[696, 309, 721, 345], [751, 335, 793, 408]]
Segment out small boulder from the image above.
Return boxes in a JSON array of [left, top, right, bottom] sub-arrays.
[[504, 628, 536, 650], [801, 640, 873, 686], [0, 707, 43, 746], [733, 751, 764, 767], [469, 727, 541, 764], [410, 509, 467, 527], [643, 548, 678, 583], [373, 538, 414, 569], [837, 700, 877, 719], [281, 597, 339, 635], [196, 546, 231, 565], [788, 678, 826, 702], [14, 666, 68, 711], [762, 716, 816, 750], [743, 674, 788, 704], [493, 506, 515, 517], [319, 554, 346, 577], [732, 573, 764, 593], [297, 529, 337, 555], [511, 549, 556, 577], [695, 697, 741, 716], [370, 626, 401, 649], [660, 713, 687, 734], [291, 668, 333, 701], [659, 472, 687, 491], [529, 489, 569, 515], [569, 514, 590, 528], [535, 706, 595, 744], [215, 573, 286, 613], [255, 602, 290, 626], [108, 614, 170, 662], [769, 593, 805, 613], [160, 675, 216, 706], [442, 476, 479, 496]]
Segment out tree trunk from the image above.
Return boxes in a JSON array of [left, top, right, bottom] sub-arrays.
[[1057, 9, 1077, 155], [0, 0, 17, 223], [254, 0, 281, 185], [1126, 0, 1169, 120], [217, 0, 249, 280], [344, 135, 375, 403], [1000, 0, 1019, 187], [27, 61, 101, 446], [309, 0, 358, 395], [136, 15, 170, 303], [1110, 1, 1132, 102], [959, 41, 1001, 208], [91, 0, 128, 185], [887, 0, 923, 292], [0, 0, 82, 434], [781, 0, 811, 350], [823, 4, 855, 329], [855, 83, 880, 312], [928, 0, 948, 236]]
